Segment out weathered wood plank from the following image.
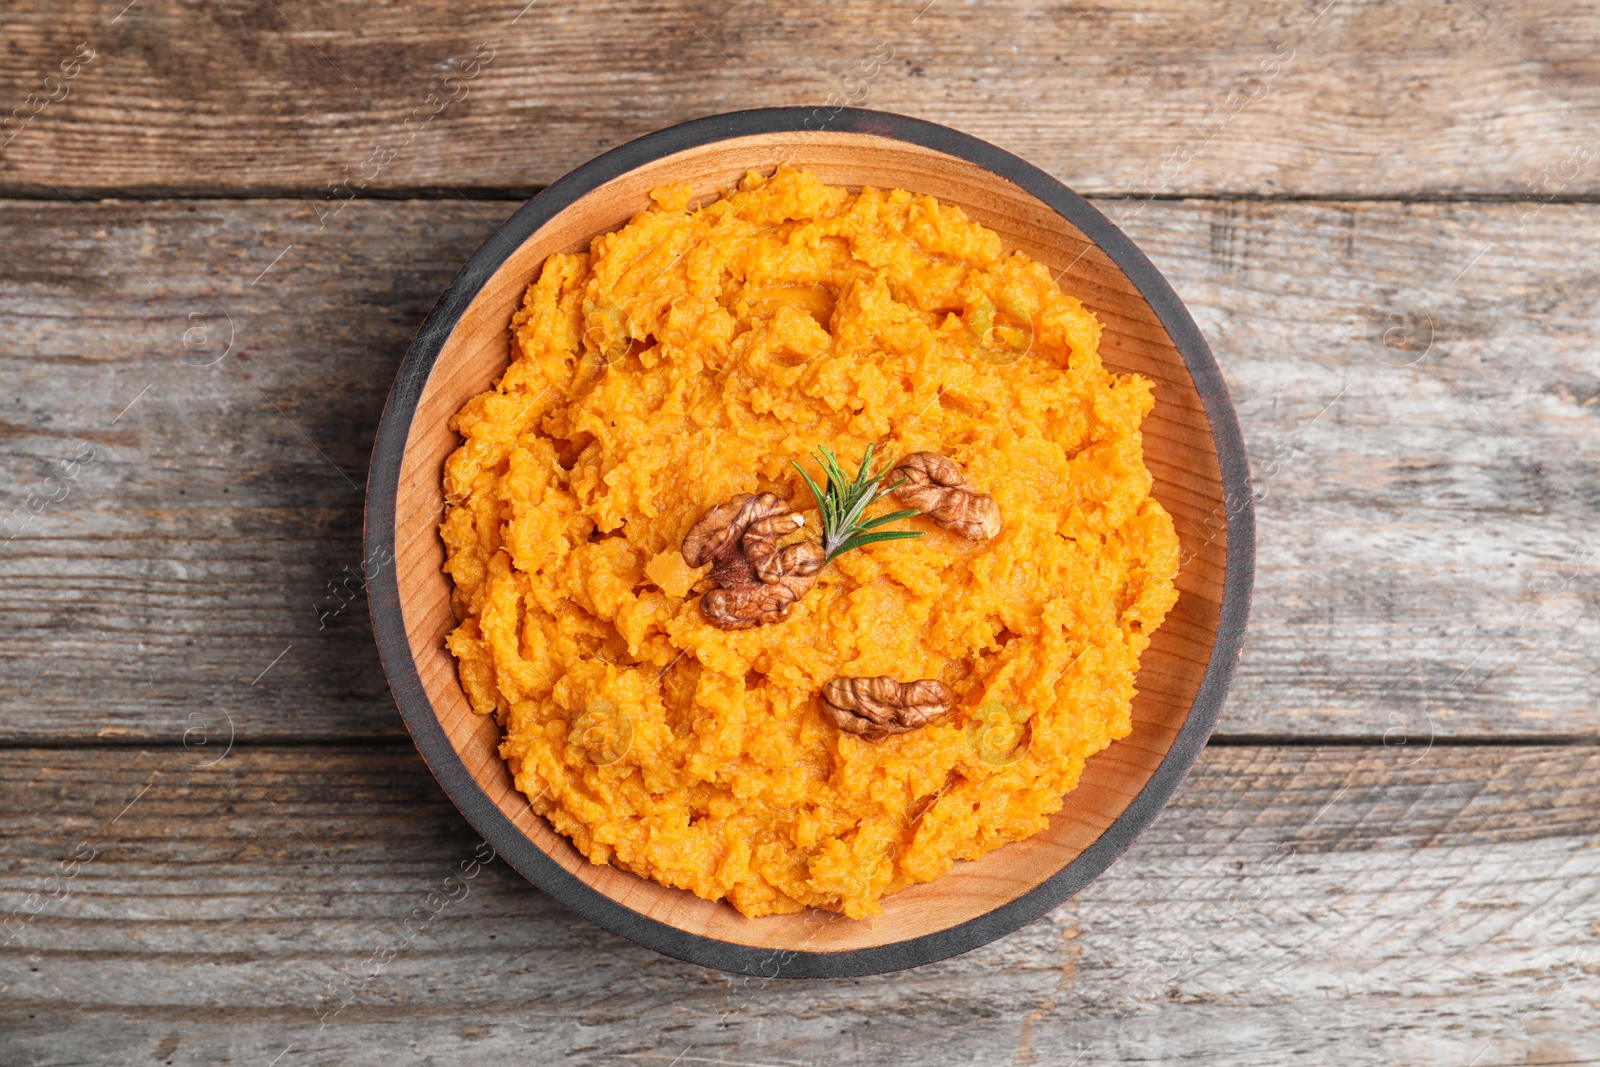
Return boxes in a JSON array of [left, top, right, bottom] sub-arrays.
[[0, 743, 1596, 1065], [1111, 197, 1600, 743], [3, 0, 1600, 198], [0, 197, 491, 743], [2, 196, 1598, 741]]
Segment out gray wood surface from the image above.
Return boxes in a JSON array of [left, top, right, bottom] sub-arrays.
[[5, 0, 1599, 1061], [3, 0, 1600, 198], [2, 744, 1596, 1066], [2, 197, 1595, 742]]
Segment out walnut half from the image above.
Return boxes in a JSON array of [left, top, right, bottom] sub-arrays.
[[890, 452, 1002, 541], [821, 676, 958, 740], [681, 492, 825, 630]]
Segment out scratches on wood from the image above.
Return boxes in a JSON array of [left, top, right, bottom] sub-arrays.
[[2, 197, 1597, 740], [0, 743, 1595, 1064], [2, 1, 1600, 198]]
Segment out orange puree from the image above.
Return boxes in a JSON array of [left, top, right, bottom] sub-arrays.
[[440, 167, 1179, 918]]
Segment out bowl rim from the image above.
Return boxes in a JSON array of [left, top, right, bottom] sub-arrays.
[[365, 106, 1255, 978]]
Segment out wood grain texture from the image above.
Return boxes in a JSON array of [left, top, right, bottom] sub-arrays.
[[6, 195, 1599, 743], [4, 0, 1600, 198], [2, 195, 1597, 742], [1, 743, 1596, 1065], [0, 198, 490, 743], [1110, 197, 1600, 742]]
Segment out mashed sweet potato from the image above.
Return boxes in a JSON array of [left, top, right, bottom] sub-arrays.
[[440, 168, 1179, 919]]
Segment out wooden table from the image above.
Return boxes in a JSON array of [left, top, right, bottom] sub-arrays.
[[3, 2, 1597, 1063]]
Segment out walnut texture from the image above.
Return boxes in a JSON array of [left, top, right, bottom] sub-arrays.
[[890, 452, 1002, 541], [820, 676, 958, 740], [681, 492, 824, 630]]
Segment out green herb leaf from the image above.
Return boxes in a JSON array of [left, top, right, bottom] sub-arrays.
[[836, 529, 925, 555], [794, 445, 925, 563], [857, 509, 921, 532]]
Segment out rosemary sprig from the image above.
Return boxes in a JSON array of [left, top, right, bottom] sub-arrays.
[[792, 444, 924, 563]]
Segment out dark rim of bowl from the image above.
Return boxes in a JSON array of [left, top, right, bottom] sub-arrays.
[[365, 107, 1255, 979]]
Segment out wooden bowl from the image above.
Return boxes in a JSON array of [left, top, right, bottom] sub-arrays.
[[365, 108, 1254, 977]]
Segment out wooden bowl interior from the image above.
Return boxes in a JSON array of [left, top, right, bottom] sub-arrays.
[[393, 132, 1225, 952]]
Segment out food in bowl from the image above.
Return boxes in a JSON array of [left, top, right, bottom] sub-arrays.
[[439, 167, 1180, 919]]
